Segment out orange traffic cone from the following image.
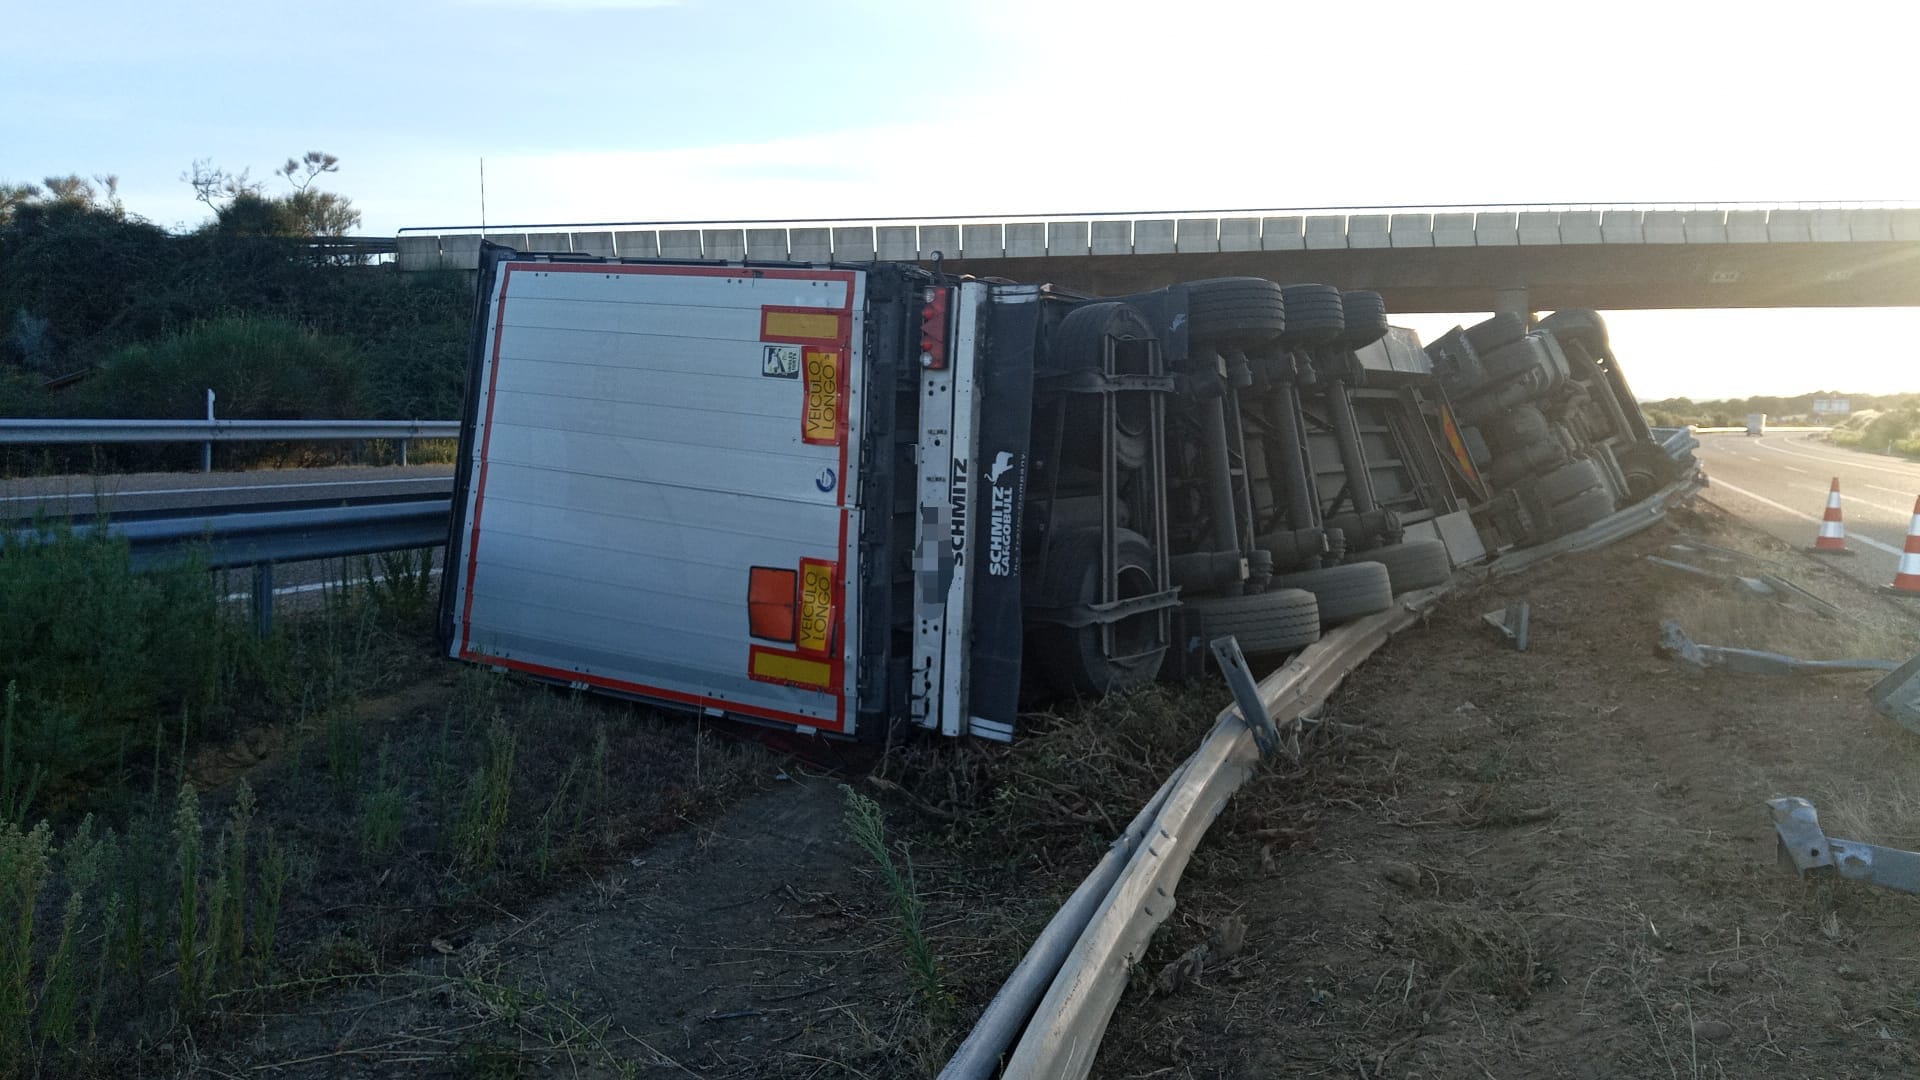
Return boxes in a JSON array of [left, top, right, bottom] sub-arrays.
[[1890, 495, 1920, 597], [1811, 478, 1853, 555]]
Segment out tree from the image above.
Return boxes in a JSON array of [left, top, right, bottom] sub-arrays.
[[183, 159, 264, 210], [185, 151, 361, 240], [0, 175, 124, 225]]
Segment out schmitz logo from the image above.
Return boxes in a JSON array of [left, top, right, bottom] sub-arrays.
[[949, 457, 968, 560], [987, 451, 1018, 577]]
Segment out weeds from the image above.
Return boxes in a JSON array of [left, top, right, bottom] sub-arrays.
[[174, 784, 205, 1012], [1, 820, 52, 1069], [364, 547, 437, 625], [361, 741, 406, 858], [1, 682, 43, 826], [455, 719, 517, 872], [843, 786, 950, 1021]]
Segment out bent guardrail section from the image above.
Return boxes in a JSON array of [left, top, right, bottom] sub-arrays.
[[953, 477, 1704, 1079]]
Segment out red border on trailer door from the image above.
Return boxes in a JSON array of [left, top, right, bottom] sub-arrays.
[[456, 262, 858, 732]]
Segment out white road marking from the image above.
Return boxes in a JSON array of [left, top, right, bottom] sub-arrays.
[[1786, 485, 1920, 517], [1780, 464, 1809, 475], [1706, 478, 1904, 556], [1869, 484, 1920, 502], [1750, 436, 1920, 480], [0, 475, 450, 503], [222, 566, 443, 602]]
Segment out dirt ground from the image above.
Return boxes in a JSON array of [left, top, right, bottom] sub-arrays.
[[1092, 498, 1920, 1079], [190, 497, 1920, 1078]]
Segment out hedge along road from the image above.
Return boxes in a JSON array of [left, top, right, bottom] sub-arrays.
[[1693, 430, 1920, 588], [1, 464, 457, 604]]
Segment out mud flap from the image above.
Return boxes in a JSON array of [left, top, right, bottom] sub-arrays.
[[966, 293, 1038, 740]]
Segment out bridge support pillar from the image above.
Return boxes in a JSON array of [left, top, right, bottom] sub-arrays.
[[1492, 286, 1531, 319]]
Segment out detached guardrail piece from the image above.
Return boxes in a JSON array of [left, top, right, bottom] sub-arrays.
[[1870, 654, 1920, 731], [1481, 602, 1530, 651], [1657, 621, 1899, 677], [1768, 796, 1920, 894]]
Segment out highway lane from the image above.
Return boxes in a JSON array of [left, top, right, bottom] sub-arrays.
[[0, 464, 455, 522], [1694, 431, 1920, 588]]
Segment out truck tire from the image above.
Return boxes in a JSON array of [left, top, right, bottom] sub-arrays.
[[1540, 308, 1609, 357], [1348, 539, 1452, 593], [1532, 458, 1606, 506], [1279, 284, 1346, 347], [1549, 486, 1616, 535], [1186, 588, 1321, 655], [1462, 312, 1527, 357], [1496, 404, 1550, 447], [1030, 527, 1168, 696], [1185, 278, 1287, 348], [1271, 562, 1393, 626], [1338, 290, 1390, 350], [1049, 302, 1156, 469], [1616, 441, 1676, 502]]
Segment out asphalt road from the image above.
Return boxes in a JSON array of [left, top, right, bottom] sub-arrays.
[[0, 464, 455, 522], [1694, 431, 1920, 588]]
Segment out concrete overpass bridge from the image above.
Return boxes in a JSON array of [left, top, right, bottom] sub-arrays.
[[394, 202, 1920, 313]]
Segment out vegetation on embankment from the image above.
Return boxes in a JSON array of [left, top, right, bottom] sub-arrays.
[[1, 163, 472, 472], [1640, 391, 1920, 430], [1824, 407, 1920, 459], [0, 530, 770, 1078]]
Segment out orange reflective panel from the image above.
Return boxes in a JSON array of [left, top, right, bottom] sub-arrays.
[[747, 566, 798, 642]]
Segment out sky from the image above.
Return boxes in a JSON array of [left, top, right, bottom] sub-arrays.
[[5, 0, 1920, 400]]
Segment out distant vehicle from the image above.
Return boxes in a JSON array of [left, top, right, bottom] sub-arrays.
[[1746, 413, 1768, 437], [437, 245, 1688, 741]]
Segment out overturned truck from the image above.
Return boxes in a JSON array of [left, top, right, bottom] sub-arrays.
[[438, 245, 1683, 741]]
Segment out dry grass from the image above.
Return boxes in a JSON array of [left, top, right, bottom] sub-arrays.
[[1659, 585, 1916, 663]]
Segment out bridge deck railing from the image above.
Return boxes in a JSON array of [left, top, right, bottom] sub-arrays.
[[392, 201, 1920, 271]]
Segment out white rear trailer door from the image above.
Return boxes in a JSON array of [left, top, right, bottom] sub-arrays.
[[449, 262, 865, 734]]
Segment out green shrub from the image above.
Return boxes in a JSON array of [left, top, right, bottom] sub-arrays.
[[82, 315, 367, 421], [0, 527, 258, 794]]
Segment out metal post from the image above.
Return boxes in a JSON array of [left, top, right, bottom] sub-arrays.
[[400, 438, 409, 467], [252, 563, 274, 637], [1323, 378, 1378, 515], [203, 388, 215, 473]]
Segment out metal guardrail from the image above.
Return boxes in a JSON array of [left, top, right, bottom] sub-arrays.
[[951, 476, 1706, 1079], [6, 498, 453, 635], [0, 418, 459, 445]]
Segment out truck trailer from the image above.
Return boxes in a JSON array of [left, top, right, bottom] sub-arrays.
[[437, 244, 1683, 742]]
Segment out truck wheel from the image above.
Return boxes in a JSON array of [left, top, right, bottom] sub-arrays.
[[1348, 539, 1452, 592], [1497, 405, 1550, 447], [1532, 458, 1606, 506], [1338, 290, 1390, 350], [1186, 588, 1321, 655], [1050, 302, 1156, 469], [1462, 312, 1527, 357], [1185, 278, 1288, 348], [1549, 486, 1616, 535], [1030, 527, 1167, 696], [1540, 308, 1609, 357], [1616, 442, 1675, 502], [1271, 562, 1393, 626], [1279, 284, 1345, 347]]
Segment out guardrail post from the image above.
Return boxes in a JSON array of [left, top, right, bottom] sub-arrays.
[[252, 563, 274, 637], [203, 389, 215, 473], [399, 438, 409, 467]]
